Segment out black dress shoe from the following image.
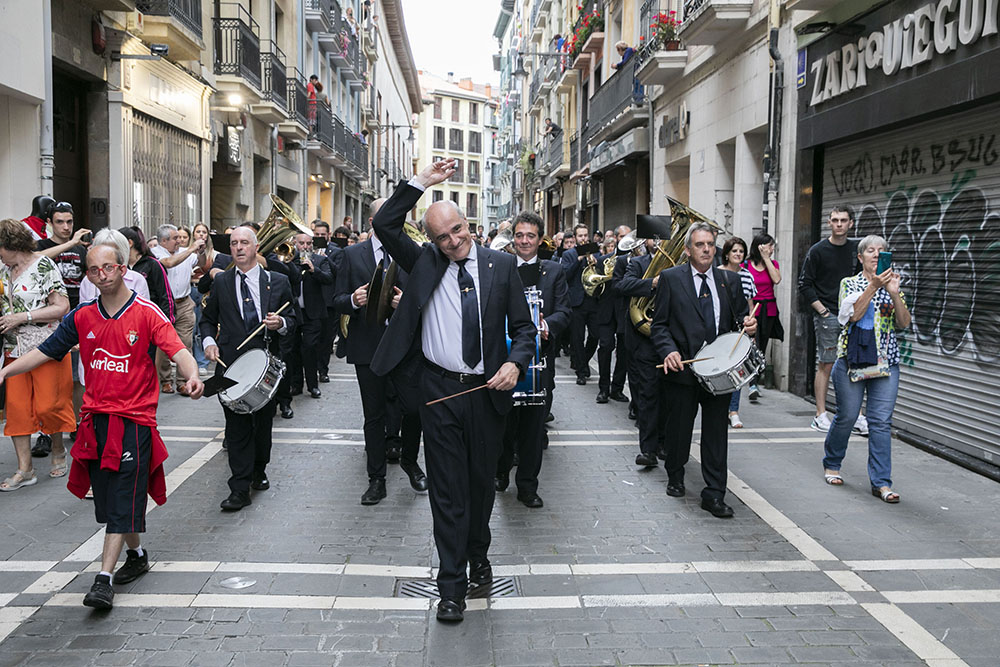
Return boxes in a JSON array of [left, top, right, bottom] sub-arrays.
[[290, 387, 303, 396], [576, 376, 587, 386], [701, 497, 734, 518], [361, 478, 387, 505], [545, 412, 554, 423], [318, 374, 330, 383], [436, 598, 466, 622], [309, 387, 322, 399], [628, 405, 637, 420], [517, 491, 544, 508], [596, 391, 609, 404], [280, 405, 294, 419], [666, 481, 685, 497], [385, 446, 401, 462], [220, 492, 251, 511], [635, 453, 657, 467], [469, 560, 493, 586], [400, 463, 428, 492], [494, 473, 509, 492], [251, 475, 270, 491], [609, 391, 628, 402]]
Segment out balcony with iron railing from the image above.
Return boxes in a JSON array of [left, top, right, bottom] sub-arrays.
[[678, 0, 753, 46], [214, 3, 261, 97], [569, 132, 580, 175], [136, 0, 204, 60], [278, 68, 310, 140], [582, 62, 647, 146], [544, 135, 568, 178], [304, 0, 334, 33], [309, 101, 335, 155], [635, 0, 689, 86], [252, 41, 288, 122]]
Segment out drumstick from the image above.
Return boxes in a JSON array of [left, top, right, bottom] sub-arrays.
[[425, 384, 488, 406], [729, 303, 762, 356], [216, 358, 227, 369], [236, 302, 292, 351], [655, 357, 712, 369]]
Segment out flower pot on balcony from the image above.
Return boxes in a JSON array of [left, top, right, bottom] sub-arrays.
[[663, 39, 681, 51]]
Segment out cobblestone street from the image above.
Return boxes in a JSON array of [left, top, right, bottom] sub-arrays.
[[1, 355, 998, 666]]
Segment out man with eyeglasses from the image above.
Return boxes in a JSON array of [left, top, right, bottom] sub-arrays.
[[0, 244, 204, 609]]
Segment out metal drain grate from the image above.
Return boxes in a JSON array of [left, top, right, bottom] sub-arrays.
[[395, 577, 520, 599]]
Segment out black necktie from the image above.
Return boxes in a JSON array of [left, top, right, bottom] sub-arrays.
[[698, 273, 716, 343], [239, 272, 259, 334], [456, 258, 481, 369]]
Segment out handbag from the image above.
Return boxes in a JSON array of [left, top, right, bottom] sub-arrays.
[[845, 302, 889, 381], [11, 323, 52, 358]]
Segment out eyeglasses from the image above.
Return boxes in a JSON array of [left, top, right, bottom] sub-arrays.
[[50, 202, 73, 213], [85, 263, 125, 278]]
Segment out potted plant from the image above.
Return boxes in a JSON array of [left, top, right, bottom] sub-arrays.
[[568, 7, 604, 60], [650, 11, 682, 50]]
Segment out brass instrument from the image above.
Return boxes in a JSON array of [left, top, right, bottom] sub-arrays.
[[489, 227, 514, 253], [629, 197, 722, 336], [538, 235, 556, 260], [582, 253, 616, 298], [226, 194, 311, 270], [353, 221, 429, 330], [617, 230, 642, 254]]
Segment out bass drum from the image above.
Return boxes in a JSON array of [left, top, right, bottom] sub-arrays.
[[218, 349, 286, 414]]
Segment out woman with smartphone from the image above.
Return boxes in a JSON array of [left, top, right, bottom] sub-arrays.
[[746, 233, 782, 401], [822, 235, 910, 503]]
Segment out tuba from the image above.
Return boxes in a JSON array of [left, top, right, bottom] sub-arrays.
[[629, 197, 722, 336], [226, 194, 311, 269], [490, 227, 514, 253]]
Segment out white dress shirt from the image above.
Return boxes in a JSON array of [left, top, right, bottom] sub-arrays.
[[151, 245, 199, 299], [690, 264, 721, 335], [203, 265, 286, 351], [422, 243, 484, 374]]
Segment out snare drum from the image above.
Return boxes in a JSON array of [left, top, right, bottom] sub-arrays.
[[218, 349, 286, 414], [690, 332, 765, 396]]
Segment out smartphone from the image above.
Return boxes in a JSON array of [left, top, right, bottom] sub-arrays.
[[876, 251, 893, 274], [80, 232, 92, 244]]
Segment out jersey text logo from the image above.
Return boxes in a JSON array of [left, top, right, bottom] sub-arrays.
[[90, 348, 130, 374]]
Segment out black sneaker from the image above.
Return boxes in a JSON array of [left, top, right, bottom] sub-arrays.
[[31, 433, 52, 457], [113, 549, 150, 585], [83, 574, 114, 609]]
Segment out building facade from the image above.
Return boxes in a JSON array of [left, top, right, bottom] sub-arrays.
[[414, 71, 496, 229]]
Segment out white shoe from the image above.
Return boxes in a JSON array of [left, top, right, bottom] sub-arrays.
[[198, 366, 210, 377], [810, 412, 832, 432], [853, 414, 869, 436], [729, 413, 744, 428]]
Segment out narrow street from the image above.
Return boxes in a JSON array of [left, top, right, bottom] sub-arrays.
[[1, 354, 997, 666]]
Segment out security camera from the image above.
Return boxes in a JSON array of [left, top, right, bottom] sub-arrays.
[[150, 44, 169, 57]]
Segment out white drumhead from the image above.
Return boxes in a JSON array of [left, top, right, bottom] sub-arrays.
[[223, 348, 268, 396], [692, 332, 751, 376]]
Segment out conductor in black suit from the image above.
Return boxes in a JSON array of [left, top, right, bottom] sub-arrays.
[[650, 223, 756, 518], [334, 198, 426, 506], [371, 159, 535, 623], [495, 211, 571, 508], [289, 232, 334, 399], [201, 227, 297, 512]]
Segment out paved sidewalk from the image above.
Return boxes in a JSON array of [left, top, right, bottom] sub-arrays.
[[0, 354, 998, 666]]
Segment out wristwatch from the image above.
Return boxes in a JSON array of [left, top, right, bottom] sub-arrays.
[[25, 311, 32, 323]]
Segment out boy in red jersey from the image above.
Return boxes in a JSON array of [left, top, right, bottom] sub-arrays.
[[0, 245, 204, 609]]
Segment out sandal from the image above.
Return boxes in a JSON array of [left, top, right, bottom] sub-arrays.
[[729, 413, 743, 428], [872, 487, 900, 503], [50, 455, 68, 478], [0, 470, 38, 491], [824, 471, 844, 485]]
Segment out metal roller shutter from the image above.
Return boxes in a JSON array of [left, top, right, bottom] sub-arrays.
[[822, 101, 1000, 466]]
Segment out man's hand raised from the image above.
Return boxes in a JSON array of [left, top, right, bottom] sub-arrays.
[[414, 159, 457, 189]]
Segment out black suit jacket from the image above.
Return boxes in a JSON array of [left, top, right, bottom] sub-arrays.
[[199, 268, 297, 369], [294, 252, 334, 320], [334, 238, 411, 365], [650, 265, 748, 386], [595, 252, 619, 325], [370, 181, 536, 415], [616, 253, 654, 299], [559, 247, 594, 309], [525, 259, 571, 348]]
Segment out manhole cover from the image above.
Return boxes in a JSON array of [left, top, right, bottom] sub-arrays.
[[395, 577, 519, 599]]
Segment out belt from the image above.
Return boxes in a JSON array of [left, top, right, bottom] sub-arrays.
[[424, 360, 485, 385]]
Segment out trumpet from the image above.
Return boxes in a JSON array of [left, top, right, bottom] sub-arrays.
[[582, 253, 616, 298]]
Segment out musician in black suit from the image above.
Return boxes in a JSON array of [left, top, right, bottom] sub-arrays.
[[371, 159, 535, 624], [287, 233, 334, 398], [651, 223, 756, 518], [313, 221, 343, 381], [618, 246, 669, 467], [595, 225, 631, 404], [334, 198, 426, 505], [495, 211, 571, 508], [201, 227, 297, 511], [560, 224, 600, 385]]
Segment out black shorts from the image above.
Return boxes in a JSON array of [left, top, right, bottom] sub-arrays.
[[88, 414, 153, 534]]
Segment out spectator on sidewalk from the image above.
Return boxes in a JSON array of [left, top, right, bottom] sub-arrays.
[[799, 206, 866, 435], [190, 223, 212, 376], [745, 233, 783, 402], [720, 237, 756, 428], [822, 235, 910, 503]]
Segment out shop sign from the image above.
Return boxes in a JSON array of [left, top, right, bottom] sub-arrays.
[[225, 126, 241, 169], [658, 101, 690, 148], [808, 0, 1000, 107]]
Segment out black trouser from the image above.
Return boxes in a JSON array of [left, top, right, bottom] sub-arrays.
[[318, 308, 338, 376], [356, 364, 421, 480], [289, 315, 326, 392], [665, 381, 731, 501], [420, 366, 504, 601], [497, 364, 552, 495], [597, 318, 627, 394], [629, 335, 670, 456], [223, 401, 276, 496], [569, 299, 599, 377]]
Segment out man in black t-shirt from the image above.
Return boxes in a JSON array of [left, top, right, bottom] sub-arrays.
[[37, 201, 90, 309], [798, 206, 863, 434]]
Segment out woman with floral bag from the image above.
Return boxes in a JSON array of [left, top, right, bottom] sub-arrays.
[[0, 219, 74, 490], [822, 235, 911, 502]]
